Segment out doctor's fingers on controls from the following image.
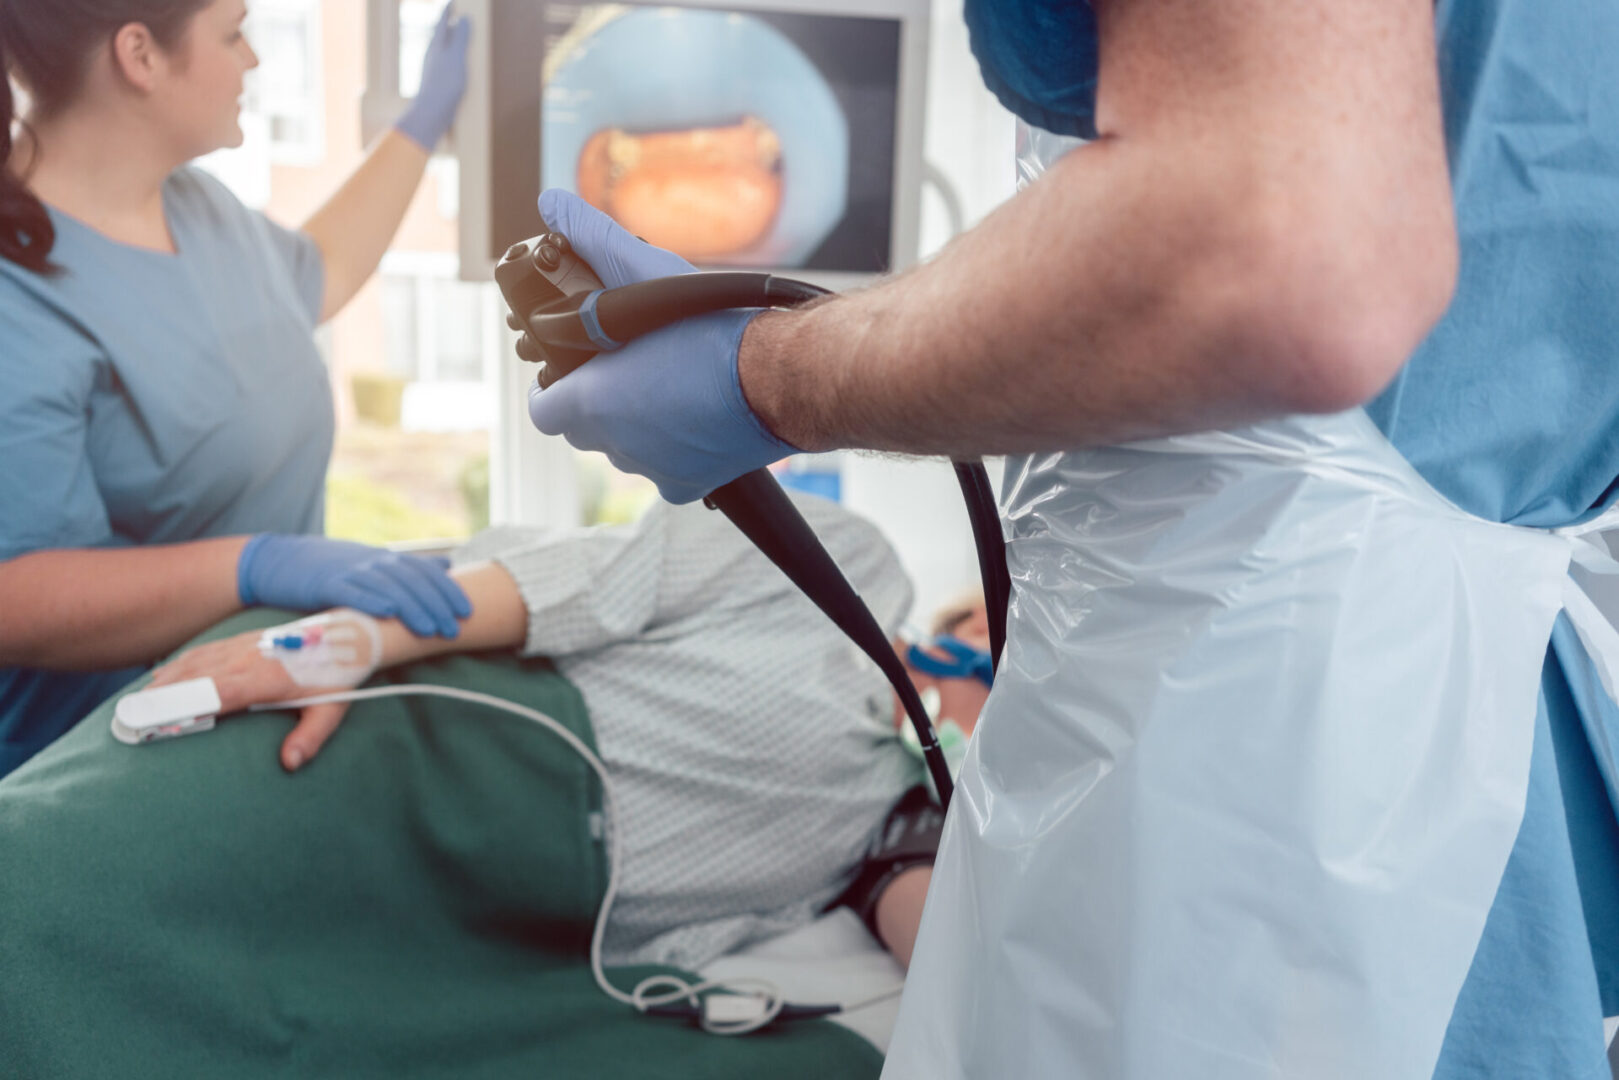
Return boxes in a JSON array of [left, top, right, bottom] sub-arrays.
[[526, 190, 799, 498], [537, 189, 693, 288]]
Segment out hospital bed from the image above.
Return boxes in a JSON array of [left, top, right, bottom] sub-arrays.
[[0, 610, 896, 1078]]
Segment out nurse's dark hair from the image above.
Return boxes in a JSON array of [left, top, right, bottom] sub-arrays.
[[0, 0, 209, 273]]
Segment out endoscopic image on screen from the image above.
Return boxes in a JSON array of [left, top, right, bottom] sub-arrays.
[[492, 2, 901, 273]]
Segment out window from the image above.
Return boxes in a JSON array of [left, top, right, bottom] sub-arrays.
[[378, 256, 490, 386], [247, 0, 324, 164], [337, 257, 500, 542], [396, 0, 442, 98]]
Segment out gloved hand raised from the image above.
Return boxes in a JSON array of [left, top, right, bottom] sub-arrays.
[[526, 190, 800, 505], [237, 534, 471, 639], [394, 3, 472, 151]]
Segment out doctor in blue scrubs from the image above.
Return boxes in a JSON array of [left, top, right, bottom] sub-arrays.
[[0, 0, 475, 778], [523, 0, 1619, 1074]]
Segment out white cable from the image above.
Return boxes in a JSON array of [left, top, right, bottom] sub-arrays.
[[834, 985, 905, 1014], [254, 683, 793, 1035]]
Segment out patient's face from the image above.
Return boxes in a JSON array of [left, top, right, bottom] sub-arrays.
[[894, 602, 994, 738], [944, 605, 992, 654]]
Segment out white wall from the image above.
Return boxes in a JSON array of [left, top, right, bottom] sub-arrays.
[[918, 0, 1018, 259], [843, 0, 1017, 626], [843, 455, 1004, 627]]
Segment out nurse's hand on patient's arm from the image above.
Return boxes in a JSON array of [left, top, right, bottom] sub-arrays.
[[152, 560, 529, 772], [237, 534, 472, 639]]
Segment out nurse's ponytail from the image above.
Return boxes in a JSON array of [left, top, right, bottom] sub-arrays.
[[0, 27, 54, 274]]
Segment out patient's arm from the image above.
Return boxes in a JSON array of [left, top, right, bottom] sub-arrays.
[[873, 866, 932, 970], [148, 561, 527, 772]]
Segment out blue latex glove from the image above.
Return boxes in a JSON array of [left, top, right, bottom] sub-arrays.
[[526, 190, 800, 504], [394, 3, 471, 151], [237, 534, 472, 639]]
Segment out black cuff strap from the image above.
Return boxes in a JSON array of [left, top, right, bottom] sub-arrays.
[[835, 785, 945, 944]]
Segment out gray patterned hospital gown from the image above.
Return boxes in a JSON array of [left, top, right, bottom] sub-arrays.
[[453, 493, 923, 969]]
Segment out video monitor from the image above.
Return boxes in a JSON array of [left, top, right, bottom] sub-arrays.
[[455, 0, 929, 287]]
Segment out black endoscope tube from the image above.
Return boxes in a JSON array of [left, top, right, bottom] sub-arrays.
[[594, 275, 956, 805], [704, 472, 955, 806], [523, 275, 831, 357], [530, 271, 1020, 810], [953, 462, 1011, 668], [592, 273, 828, 340]]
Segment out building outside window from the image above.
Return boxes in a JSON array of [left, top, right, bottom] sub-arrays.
[[248, 0, 325, 166], [380, 257, 488, 386], [395, 0, 442, 98]]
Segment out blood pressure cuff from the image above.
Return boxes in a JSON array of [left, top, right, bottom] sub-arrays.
[[0, 609, 881, 1080], [834, 784, 945, 943]]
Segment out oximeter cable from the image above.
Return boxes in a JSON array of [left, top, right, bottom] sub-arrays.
[[255, 684, 904, 1035]]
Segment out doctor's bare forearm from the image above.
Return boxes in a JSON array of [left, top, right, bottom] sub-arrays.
[[0, 538, 250, 670], [740, 0, 1456, 458], [302, 131, 432, 322]]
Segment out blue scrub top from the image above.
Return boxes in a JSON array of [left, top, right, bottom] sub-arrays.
[[0, 166, 332, 777], [966, 1, 1619, 1074]]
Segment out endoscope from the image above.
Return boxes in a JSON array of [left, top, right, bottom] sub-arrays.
[[496, 232, 1013, 812]]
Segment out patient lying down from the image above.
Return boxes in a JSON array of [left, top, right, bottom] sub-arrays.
[[150, 494, 990, 970]]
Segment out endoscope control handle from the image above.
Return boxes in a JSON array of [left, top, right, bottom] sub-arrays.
[[494, 239, 956, 807], [494, 232, 606, 389]]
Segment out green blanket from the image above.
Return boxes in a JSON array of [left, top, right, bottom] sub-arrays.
[[0, 611, 881, 1079]]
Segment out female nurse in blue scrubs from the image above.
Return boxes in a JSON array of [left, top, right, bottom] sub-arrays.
[[0, 0, 475, 778]]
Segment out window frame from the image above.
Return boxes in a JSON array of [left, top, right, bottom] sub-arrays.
[[249, 0, 326, 167]]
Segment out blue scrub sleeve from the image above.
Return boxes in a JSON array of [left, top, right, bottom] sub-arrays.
[[0, 288, 115, 561], [259, 215, 326, 325], [174, 167, 327, 327]]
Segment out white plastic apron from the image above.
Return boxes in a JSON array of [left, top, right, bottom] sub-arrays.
[[882, 406, 1619, 1079]]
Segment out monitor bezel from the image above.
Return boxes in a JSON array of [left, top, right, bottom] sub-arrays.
[[452, 0, 931, 290]]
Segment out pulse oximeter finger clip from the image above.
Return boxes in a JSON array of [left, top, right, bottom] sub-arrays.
[[111, 677, 222, 745]]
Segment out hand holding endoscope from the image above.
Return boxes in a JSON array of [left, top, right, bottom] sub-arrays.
[[499, 190, 1014, 810], [516, 191, 811, 503], [497, 229, 608, 388]]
